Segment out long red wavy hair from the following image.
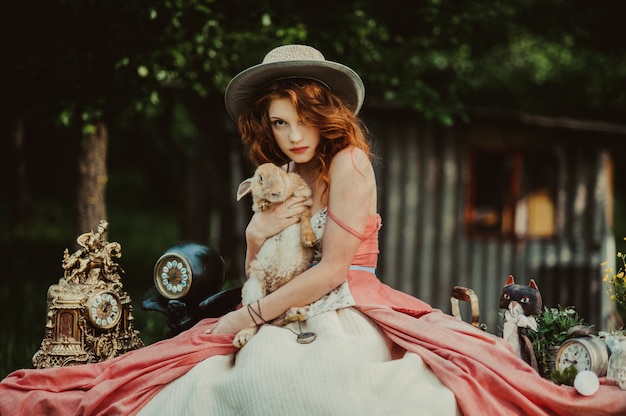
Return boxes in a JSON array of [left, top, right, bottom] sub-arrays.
[[237, 79, 372, 200]]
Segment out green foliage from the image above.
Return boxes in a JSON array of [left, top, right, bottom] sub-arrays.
[[550, 364, 578, 386], [5, 0, 625, 129], [603, 239, 626, 309], [528, 306, 587, 379]]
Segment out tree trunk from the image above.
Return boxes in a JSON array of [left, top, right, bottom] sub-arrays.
[[76, 121, 108, 236]]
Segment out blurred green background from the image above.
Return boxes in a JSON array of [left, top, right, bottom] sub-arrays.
[[0, 205, 176, 375], [2, 0, 626, 378]]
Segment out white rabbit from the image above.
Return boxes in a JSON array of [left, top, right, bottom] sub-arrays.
[[234, 163, 317, 347]]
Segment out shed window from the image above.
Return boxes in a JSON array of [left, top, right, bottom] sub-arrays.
[[465, 149, 558, 239]]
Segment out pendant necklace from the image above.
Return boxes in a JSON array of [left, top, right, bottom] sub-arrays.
[[287, 321, 316, 344], [296, 326, 316, 344]]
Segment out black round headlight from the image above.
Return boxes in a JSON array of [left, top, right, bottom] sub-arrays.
[[152, 242, 225, 306], [143, 242, 241, 337]]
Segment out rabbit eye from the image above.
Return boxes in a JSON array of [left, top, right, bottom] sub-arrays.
[[258, 175, 263, 183]]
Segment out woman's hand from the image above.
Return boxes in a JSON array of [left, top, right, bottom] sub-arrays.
[[244, 194, 310, 277], [246, 195, 309, 244], [205, 308, 255, 335]]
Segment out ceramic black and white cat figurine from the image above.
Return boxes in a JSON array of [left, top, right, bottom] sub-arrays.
[[499, 275, 542, 371]]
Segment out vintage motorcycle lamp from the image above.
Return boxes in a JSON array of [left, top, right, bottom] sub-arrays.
[[32, 220, 144, 368], [142, 242, 241, 337]]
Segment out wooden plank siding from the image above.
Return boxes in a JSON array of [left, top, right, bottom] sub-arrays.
[[364, 108, 615, 334], [225, 107, 619, 335]]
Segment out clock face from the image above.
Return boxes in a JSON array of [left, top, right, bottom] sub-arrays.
[[557, 341, 592, 373], [153, 254, 192, 299], [87, 291, 122, 329], [556, 337, 609, 376]]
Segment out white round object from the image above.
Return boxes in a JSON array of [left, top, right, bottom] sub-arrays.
[[618, 367, 626, 390], [574, 370, 600, 396]]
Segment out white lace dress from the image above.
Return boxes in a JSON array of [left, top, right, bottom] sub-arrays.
[[138, 209, 460, 416]]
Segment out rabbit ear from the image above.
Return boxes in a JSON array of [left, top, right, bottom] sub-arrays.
[[237, 178, 253, 201]]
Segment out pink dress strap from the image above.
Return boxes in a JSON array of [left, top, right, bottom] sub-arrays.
[[327, 208, 379, 240]]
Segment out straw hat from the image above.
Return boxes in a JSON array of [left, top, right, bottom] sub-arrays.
[[224, 44, 365, 121]]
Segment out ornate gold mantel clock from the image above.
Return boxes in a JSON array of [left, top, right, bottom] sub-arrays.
[[32, 220, 143, 368]]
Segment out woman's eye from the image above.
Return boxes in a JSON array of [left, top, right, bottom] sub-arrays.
[[272, 119, 285, 127]]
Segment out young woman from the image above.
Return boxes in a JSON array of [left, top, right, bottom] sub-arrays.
[[1, 44, 626, 416], [141, 45, 461, 415]]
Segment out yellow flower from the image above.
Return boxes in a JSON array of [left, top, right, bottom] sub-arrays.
[[603, 240, 626, 305]]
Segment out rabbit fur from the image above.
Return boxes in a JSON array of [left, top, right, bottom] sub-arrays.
[[234, 163, 317, 347]]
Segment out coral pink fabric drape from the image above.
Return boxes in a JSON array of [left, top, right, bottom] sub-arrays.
[[0, 322, 236, 415], [2, 213, 626, 415], [350, 272, 626, 416]]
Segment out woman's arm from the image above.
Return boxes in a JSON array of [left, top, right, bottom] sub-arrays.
[[209, 147, 376, 334]]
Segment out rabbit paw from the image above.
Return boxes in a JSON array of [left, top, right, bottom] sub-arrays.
[[256, 199, 271, 212], [234, 327, 258, 348], [284, 307, 308, 323], [301, 230, 317, 247]]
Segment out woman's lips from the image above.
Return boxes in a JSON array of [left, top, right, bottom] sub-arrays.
[[291, 147, 308, 154]]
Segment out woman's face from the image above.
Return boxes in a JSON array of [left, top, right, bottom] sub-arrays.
[[268, 97, 321, 165]]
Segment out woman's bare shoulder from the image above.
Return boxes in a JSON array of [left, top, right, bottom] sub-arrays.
[[329, 147, 374, 177], [328, 147, 377, 214]]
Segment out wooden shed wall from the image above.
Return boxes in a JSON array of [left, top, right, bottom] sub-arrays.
[[364, 109, 614, 334]]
